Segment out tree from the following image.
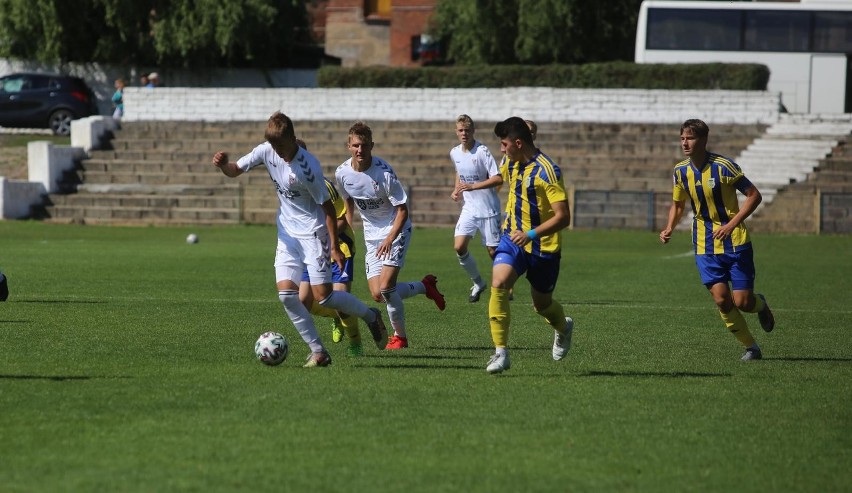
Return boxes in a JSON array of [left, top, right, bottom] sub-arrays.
[[0, 0, 316, 68], [429, 0, 642, 65]]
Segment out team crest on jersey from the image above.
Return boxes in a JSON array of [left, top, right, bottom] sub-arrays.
[[372, 180, 380, 193], [289, 173, 297, 186], [524, 175, 532, 189], [707, 177, 716, 189]]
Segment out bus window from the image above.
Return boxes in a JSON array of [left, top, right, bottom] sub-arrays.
[[814, 11, 852, 53], [744, 11, 810, 52], [647, 8, 741, 51]]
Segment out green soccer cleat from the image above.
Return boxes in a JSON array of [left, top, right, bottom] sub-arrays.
[[331, 317, 344, 343]]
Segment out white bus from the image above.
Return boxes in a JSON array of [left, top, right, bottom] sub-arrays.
[[635, 0, 852, 113]]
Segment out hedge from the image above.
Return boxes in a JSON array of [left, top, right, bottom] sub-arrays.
[[318, 62, 769, 90]]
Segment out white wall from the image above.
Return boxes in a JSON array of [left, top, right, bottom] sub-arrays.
[[122, 87, 782, 124]]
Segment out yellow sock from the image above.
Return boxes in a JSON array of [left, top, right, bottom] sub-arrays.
[[310, 301, 337, 319], [535, 301, 567, 333], [743, 294, 765, 314], [341, 313, 360, 343], [489, 287, 511, 348], [719, 308, 755, 347]]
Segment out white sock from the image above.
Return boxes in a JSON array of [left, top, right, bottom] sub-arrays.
[[279, 291, 323, 353], [319, 290, 370, 321], [457, 252, 482, 285], [395, 281, 425, 299], [496, 347, 508, 356], [381, 287, 406, 338]]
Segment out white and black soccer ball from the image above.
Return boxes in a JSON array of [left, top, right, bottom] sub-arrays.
[[254, 331, 289, 366], [186, 233, 199, 244]]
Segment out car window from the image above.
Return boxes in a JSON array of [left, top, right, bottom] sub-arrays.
[[1, 77, 27, 93], [48, 78, 62, 90]]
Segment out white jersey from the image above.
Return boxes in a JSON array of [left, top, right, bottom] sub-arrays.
[[237, 142, 330, 239], [450, 140, 501, 218], [335, 156, 411, 241]]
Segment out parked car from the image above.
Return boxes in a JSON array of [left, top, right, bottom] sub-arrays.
[[0, 73, 99, 136]]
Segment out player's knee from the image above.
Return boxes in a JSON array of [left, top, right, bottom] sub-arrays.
[[371, 292, 385, 303], [716, 298, 734, 312], [278, 290, 301, 309]]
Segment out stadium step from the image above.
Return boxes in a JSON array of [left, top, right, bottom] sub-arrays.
[[40, 120, 771, 228]]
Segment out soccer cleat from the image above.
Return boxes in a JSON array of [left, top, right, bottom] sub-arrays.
[[303, 350, 332, 368], [741, 346, 763, 362], [347, 341, 363, 357], [552, 317, 574, 361], [422, 274, 446, 311], [386, 335, 409, 349], [366, 307, 389, 349], [0, 273, 7, 302], [469, 283, 486, 303], [757, 294, 775, 333], [331, 317, 344, 343], [486, 352, 511, 374]]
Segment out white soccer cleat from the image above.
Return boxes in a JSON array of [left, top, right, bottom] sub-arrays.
[[469, 283, 486, 303], [552, 317, 574, 361], [486, 352, 511, 374]]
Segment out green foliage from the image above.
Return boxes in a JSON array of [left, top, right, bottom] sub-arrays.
[[0, 0, 316, 68], [0, 223, 849, 491], [430, 0, 642, 65], [318, 62, 770, 90]]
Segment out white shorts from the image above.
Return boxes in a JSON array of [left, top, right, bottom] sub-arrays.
[[274, 230, 332, 285], [454, 209, 501, 247], [364, 226, 411, 280]]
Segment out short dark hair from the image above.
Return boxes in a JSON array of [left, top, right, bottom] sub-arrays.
[[681, 119, 709, 138], [494, 117, 534, 146]]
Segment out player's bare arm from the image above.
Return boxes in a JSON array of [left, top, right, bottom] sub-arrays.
[[377, 204, 409, 259], [458, 174, 504, 192], [451, 174, 462, 201], [212, 151, 244, 178], [509, 200, 570, 246], [713, 185, 762, 240], [321, 199, 345, 270], [660, 200, 686, 244]]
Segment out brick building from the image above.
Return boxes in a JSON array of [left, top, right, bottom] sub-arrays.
[[319, 0, 437, 67]]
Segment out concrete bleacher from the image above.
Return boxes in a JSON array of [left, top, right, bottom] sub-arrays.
[[37, 120, 766, 228], [741, 114, 852, 233]]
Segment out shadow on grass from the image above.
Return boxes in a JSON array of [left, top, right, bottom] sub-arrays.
[[0, 375, 132, 381], [578, 370, 732, 378], [10, 299, 107, 304], [369, 364, 482, 370], [764, 356, 852, 362], [424, 345, 538, 351], [368, 353, 474, 360]]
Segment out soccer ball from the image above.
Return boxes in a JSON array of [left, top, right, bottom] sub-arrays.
[[254, 331, 289, 366], [186, 233, 199, 244]]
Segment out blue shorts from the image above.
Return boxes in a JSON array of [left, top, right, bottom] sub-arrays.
[[301, 256, 354, 285], [694, 247, 755, 290], [492, 234, 561, 293]]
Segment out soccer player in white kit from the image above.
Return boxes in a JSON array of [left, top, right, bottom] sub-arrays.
[[450, 115, 504, 303], [212, 112, 388, 366], [335, 121, 446, 350]]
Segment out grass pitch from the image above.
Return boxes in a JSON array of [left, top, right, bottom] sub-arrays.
[[0, 221, 849, 492]]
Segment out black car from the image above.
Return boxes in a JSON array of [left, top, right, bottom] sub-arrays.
[[0, 73, 99, 136]]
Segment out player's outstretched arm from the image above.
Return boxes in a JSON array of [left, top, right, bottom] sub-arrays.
[[212, 151, 244, 178]]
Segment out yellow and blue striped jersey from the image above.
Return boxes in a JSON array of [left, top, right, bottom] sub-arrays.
[[325, 177, 354, 258], [672, 153, 754, 255], [501, 151, 567, 258]]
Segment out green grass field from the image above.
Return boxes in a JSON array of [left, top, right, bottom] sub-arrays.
[[0, 221, 849, 492]]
